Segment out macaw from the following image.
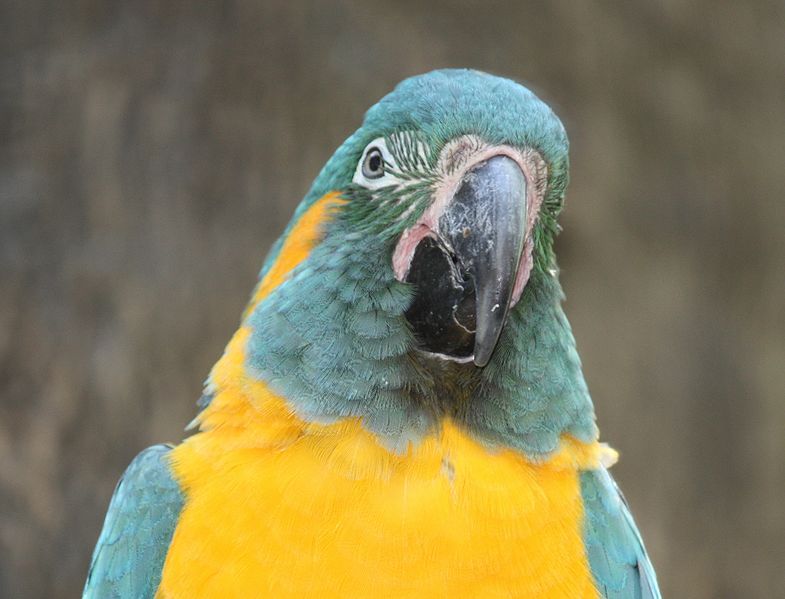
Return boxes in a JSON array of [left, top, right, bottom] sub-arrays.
[[84, 69, 660, 598]]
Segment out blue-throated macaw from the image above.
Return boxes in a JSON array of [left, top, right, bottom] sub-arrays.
[[84, 69, 660, 598]]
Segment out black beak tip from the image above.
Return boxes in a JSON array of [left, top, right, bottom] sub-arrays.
[[473, 353, 491, 368], [473, 338, 497, 367]]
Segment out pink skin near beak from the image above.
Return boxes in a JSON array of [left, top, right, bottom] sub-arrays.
[[392, 138, 548, 310]]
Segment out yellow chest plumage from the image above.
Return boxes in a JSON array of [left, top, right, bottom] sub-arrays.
[[159, 392, 602, 597], [156, 193, 605, 598]]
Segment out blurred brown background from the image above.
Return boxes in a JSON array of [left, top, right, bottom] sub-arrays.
[[2, 1, 784, 597]]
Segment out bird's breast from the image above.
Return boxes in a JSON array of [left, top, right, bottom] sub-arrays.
[[157, 402, 605, 598]]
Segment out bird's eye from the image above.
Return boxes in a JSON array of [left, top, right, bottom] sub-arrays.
[[361, 147, 385, 179]]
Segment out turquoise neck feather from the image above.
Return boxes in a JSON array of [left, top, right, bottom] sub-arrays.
[[245, 216, 597, 459]]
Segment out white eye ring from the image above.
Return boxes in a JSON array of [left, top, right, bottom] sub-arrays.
[[362, 147, 385, 179], [353, 138, 399, 189]]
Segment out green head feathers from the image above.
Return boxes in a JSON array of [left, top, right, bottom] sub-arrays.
[[225, 69, 595, 458], [266, 69, 569, 277]]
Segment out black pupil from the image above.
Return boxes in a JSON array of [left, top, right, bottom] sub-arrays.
[[368, 152, 382, 173]]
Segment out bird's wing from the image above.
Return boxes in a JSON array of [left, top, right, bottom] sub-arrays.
[[580, 467, 661, 599], [83, 444, 184, 599]]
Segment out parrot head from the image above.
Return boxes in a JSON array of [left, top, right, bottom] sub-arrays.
[[235, 69, 594, 456], [272, 69, 568, 366]]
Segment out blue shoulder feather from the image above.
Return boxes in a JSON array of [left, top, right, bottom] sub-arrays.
[[83, 445, 183, 599], [581, 468, 661, 599]]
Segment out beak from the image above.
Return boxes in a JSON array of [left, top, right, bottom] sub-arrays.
[[404, 155, 527, 367]]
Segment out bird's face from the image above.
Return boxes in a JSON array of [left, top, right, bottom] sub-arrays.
[[306, 70, 568, 370], [341, 130, 549, 367]]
